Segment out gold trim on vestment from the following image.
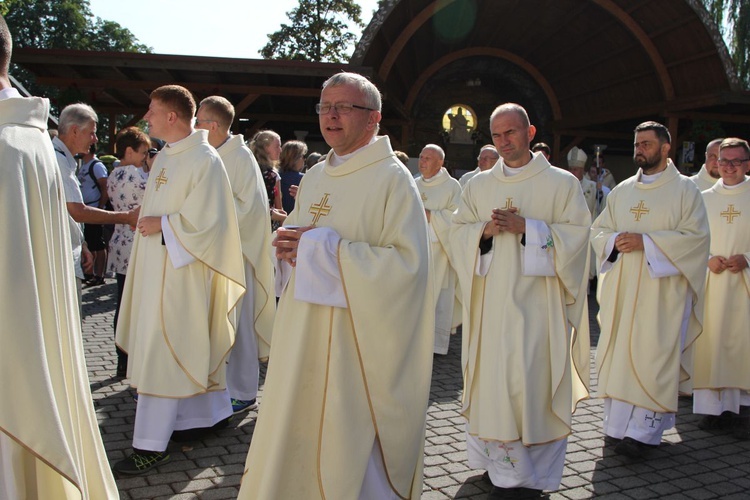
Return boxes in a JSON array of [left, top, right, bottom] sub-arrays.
[[627, 252, 673, 413], [692, 384, 750, 391], [336, 240, 410, 500], [602, 395, 674, 415], [316, 306, 335, 500], [644, 237, 702, 385], [465, 429, 572, 448], [460, 227, 484, 417], [248, 263, 273, 356], [155, 216, 245, 393], [158, 250, 206, 391], [0, 426, 86, 498]]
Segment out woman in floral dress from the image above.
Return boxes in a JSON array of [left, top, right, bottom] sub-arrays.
[[107, 127, 155, 377]]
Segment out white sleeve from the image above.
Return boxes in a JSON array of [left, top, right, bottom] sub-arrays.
[[523, 219, 555, 277], [600, 232, 620, 273], [643, 234, 680, 278], [162, 215, 196, 269], [476, 248, 492, 276], [293, 227, 347, 308], [275, 258, 293, 298]]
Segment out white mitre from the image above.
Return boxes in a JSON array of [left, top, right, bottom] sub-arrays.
[[567, 146, 588, 168]]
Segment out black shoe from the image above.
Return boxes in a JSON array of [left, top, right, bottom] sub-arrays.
[[698, 412, 735, 431], [171, 416, 233, 442], [84, 276, 105, 287], [113, 449, 169, 475], [211, 415, 232, 430], [488, 486, 543, 499], [614, 437, 654, 458], [603, 435, 621, 446], [170, 428, 204, 443], [732, 417, 750, 440]]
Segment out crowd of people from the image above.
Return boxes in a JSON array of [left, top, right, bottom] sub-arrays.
[[2, 12, 749, 500]]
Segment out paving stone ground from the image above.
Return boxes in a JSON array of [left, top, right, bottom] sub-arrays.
[[81, 280, 750, 499]]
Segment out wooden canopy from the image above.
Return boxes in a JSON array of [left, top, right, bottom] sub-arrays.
[[352, 0, 750, 163], [12, 0, 750, 167]]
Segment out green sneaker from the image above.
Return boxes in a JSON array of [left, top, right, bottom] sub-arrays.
[[113, 450, 170, 475], [231, 398, 257, 414]]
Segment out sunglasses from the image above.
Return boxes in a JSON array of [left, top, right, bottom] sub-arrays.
[[148, 148, 159, 159]]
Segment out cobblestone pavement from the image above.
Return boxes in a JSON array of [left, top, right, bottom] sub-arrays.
[[81, 281, 750, 499]]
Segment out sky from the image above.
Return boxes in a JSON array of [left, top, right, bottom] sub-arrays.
[[88, 0, 382, 59]]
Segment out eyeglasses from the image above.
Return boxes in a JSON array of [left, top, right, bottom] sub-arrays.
[[315, 102, 375, 115], [148, 148, 159, 158], [718, 158, 749, 167], [194, 119, 217, 126]]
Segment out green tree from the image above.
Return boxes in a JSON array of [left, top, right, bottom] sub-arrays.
[[1, 0, 149, 51], [261, 0, 363, 63], [702, 0, 750, 88], [1, 0, 150, 148]]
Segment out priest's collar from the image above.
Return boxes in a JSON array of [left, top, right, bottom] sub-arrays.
[[165, 130, 194, 148], [502, 162, 526, 177], [639, 171, 662, 184], [0, 87, 21, 101], [216, 134, 232, 150], [491, 150, 549, 183], [421, 167, 450, 184], [329, 135, 377, 167], [163, 129, 209, 156], [718, 176, 750, 190]]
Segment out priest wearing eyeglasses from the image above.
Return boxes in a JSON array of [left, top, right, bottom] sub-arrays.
[[238, 72, 433, 500], [692, 138, 750, 439]]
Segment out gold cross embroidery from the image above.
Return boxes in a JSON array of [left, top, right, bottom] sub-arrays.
[[309, 193, 332, 225], [421, 191, 427, 202], [154, 169, 168, 191], [721, 204, 741, 224], [502, 197, 518, 213], [630, 200, 650, 221]]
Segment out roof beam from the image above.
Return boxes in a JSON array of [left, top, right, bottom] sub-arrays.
[[590, 0, 675, 99], [377, 0, 455, 81], [14, 48, 370, 78], [34, 77, 321, 97], [404, 47, 562, 120]]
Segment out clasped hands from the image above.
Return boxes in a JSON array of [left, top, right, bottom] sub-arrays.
[[482, 207, 525, 239], [273, 225, 314, 267], [614, 232, 644, 253], [708, 254, 748, 274]]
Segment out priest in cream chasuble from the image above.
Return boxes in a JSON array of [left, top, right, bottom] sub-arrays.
[[196, 96, 275, 410], [450, 104, 590, 493], [114, 87, 245, 476], [416, 144, 462, 354], [0, 86, 118, 497], [689, 138, 722, 192], [692, 139, 750, 424], [592, 122, 709, 453], [239, 73, 433, 500]]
